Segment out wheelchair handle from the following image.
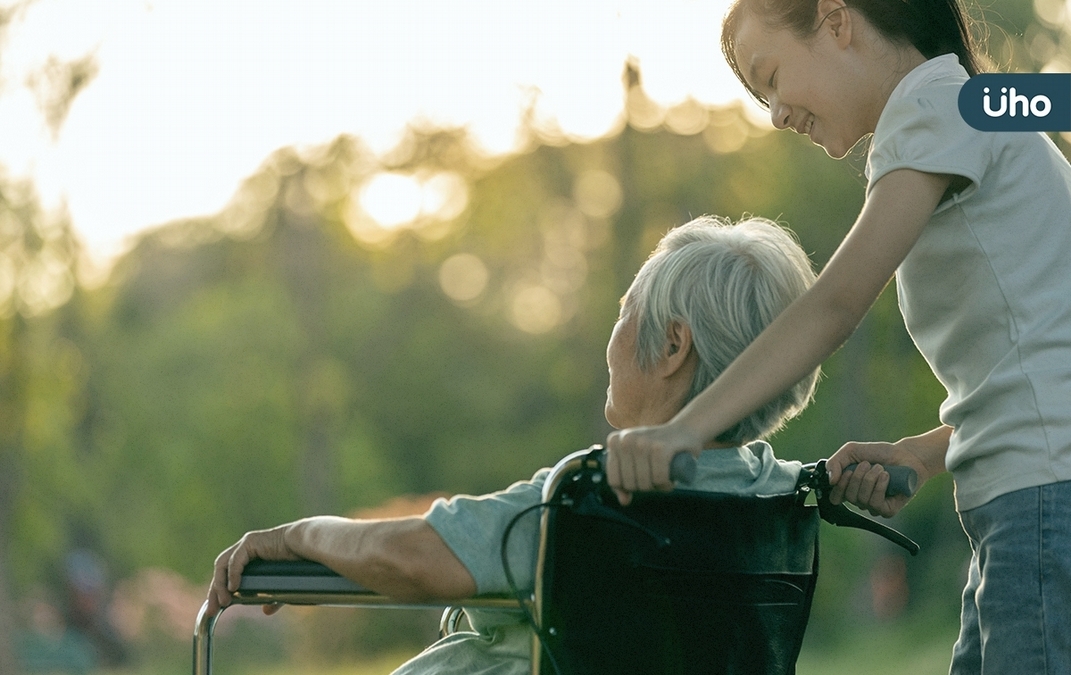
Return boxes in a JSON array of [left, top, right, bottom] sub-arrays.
[[585, 447, 696, 485], [670, 452, 698, 485], [842, 463, 917, 498], [650, 454, 915, 497]]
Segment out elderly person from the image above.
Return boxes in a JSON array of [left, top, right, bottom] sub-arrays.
[[205, 215, 820, 674]]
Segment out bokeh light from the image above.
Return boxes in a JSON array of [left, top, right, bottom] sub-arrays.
[[573, 169, 623, 219], [511, 284, 562, 334], [439, 253, 490, 303]]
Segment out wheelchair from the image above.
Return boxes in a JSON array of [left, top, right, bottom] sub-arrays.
[[194, 446, 918, 675]]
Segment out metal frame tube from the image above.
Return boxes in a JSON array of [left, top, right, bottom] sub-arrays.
[[193, 589, 519, 675], [190, 451, 592, 675], [531, 449, 590, 674]]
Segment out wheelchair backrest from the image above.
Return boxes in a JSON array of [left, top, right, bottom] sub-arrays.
[[531, 450, 820, 675]]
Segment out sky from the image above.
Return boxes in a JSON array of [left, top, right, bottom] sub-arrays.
[[0, 0, 750, 264]]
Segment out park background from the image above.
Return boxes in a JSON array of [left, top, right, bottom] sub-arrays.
[[1, 0, 1070, 673]]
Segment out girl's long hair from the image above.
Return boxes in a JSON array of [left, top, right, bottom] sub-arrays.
[[722, 0, 984, 108]]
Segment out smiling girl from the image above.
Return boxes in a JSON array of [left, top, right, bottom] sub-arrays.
[[605, 0, 1071, 671]]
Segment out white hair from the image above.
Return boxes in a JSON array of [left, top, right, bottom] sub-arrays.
[[625, 215, 820, 444]]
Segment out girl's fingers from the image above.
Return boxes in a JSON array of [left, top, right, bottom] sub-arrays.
[[649, 449, 673, 492], [856, 464, 884, 505], [827, 452, 912, 517], [607, 430, 642, 501], [841, 461, 871, 504], [827, 466, 850, 505], [607, 451, 633, 506], [869, 471, 891, 514], [621, 448, 640, 494]]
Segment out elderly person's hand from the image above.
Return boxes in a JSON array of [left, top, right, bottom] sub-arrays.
[[206, 524, 299, 617], [826, 425, 951, 517], [204, 516, 477, 619]]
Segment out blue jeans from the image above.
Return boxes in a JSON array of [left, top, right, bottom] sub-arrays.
[[950, 480, 1071, 674]]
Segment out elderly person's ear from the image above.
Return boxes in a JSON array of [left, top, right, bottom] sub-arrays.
[[661, 321, 694, 374]]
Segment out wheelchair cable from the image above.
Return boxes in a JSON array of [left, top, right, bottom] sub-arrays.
[[501, 499, 566, 675]]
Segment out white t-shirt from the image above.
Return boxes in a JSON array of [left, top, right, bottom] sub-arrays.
[[867, 54, 1071, 511]]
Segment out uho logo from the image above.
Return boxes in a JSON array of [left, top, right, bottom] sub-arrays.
[[959, 73, 1070, 132]]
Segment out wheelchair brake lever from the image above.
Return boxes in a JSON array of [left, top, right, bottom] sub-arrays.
[[802, 460, 921, 556], [815, 496, 920, 555]]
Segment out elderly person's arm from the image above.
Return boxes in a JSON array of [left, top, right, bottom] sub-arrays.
[[205, 516, 476, 617]]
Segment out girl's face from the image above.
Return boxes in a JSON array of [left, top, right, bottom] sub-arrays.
[[732, 9, 879, 159]]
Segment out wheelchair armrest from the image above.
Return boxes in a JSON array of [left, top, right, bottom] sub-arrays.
[[195, 559, 522, 675], [237, 559, 371, 595], [228, 559, 520, 610]]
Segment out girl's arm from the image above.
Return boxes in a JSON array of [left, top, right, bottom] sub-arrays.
[[606, 169, 952, 503], [206, 515, 476, 616]]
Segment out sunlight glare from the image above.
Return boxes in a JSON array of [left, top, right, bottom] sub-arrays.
[[359, 173, 423, 229], [357, 171, 470, 231], [422, 172, 470, 222], [0, 0, 742, 263]]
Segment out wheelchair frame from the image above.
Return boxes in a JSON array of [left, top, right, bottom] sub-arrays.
[[193, 448, 917, 675], [193, 450, 595, 675]]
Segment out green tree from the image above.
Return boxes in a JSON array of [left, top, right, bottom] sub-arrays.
[[0, 174, 83, 674]]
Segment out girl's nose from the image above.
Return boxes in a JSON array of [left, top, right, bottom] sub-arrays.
[[770, 99, 791, 130]]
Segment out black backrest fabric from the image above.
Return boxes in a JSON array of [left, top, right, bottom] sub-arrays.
[[538, 471, 820, 675]]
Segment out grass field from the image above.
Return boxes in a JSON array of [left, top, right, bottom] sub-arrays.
[[796, 630, 955, 674], [106, 623, 957, 675]]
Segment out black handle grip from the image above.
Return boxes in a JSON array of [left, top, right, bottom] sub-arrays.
[[670, 452, 697, 485], [588, 446, 695, 485], [844, 463, 918, 498]]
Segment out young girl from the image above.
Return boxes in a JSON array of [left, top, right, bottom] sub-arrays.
[[605, 0, 1071, 671]]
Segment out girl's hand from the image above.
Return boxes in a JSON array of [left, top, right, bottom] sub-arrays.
[[606, 421, 703, 505], [206, 523, 300, 617], [826, 426, 950, 517], [825, 445, 916, 517]]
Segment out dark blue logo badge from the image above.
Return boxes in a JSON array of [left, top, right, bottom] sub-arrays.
[[958, 73, 1071, 131]]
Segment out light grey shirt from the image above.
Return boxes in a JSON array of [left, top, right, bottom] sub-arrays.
[[867, 55, 1071, 510], [391, 442, 802, 675]]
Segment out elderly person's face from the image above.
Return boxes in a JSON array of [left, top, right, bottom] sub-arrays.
[[604, 294, 697, 429]]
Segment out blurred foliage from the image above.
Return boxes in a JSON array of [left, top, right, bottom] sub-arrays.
[[1, 0, 1069, 670], [2, 101, 959, 659]]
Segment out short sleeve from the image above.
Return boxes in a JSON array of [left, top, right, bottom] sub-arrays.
[[423, 469, 549, 595], [866, 79, 991, 208]]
